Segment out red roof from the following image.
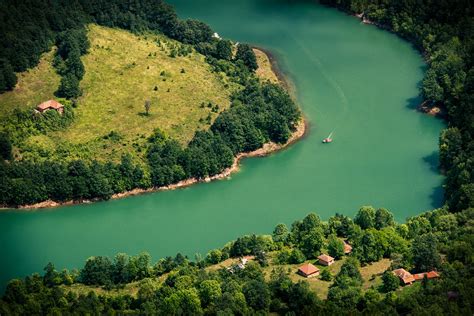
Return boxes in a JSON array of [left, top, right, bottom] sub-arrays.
[[393, 268, 415, 284], [298, 263, 319, 276], [317, 254, 334, 263], [413, 270, 440, 281], [37, 100, 64, 110]]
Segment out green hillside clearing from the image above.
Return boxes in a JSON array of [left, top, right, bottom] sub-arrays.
[[9, 24, 240, 163], [0, 50, 60, 119], [1, 24, 281, 165]]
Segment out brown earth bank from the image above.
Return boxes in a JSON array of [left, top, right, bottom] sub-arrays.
[[4, 49, 307, 211], [417, 100, 446, 118]]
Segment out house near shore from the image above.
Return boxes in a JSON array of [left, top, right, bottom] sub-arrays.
[[298, 263, 320, 278], [227, 255, 255, 273], [237, 255, 254, 269], [393, 268, 440, 285], [317, 254, 335, 266], [36, 100, 64, 114]]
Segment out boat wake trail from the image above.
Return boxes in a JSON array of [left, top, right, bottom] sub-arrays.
[[288, 34, 349, 131]]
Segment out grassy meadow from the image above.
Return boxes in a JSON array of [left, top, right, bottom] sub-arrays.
[[64, 25, 234, 146], [14, 24, 241, 163], [0, 50, 60, 119], [260, 254, 390, 299], [1, 24, 279, 164]]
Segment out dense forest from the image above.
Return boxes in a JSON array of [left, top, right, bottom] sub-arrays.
[[0, 0, 300, 207], [1, 206, 472, 314]]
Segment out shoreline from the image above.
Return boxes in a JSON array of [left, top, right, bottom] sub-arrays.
[[253, 46, 295, 97], [4, 48, 308, 211], [9, 119, 307, 211], [351, 13, 446, 120]]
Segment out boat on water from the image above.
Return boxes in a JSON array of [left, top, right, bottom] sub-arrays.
[[322, 132, 333, 143]]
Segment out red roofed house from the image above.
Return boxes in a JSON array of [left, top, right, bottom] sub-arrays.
[[343, 241, 352, 254], [317, 254, 335, 266], [393, 268, 415, 285], [413, 270, 440, 281], [36, 100, 64, 114], [298, 263, 320, 278]]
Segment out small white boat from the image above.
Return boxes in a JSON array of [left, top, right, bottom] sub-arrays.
[[322, 132, 333, 143]]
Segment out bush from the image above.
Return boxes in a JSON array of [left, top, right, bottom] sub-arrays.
[[320, 269, 332, 281], [381, 270, 400, 292], [289, 249, 306, 264], [235, 43, 258, 71]]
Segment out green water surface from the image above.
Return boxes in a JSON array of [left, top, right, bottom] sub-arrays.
[[0, 0, 444, 288]]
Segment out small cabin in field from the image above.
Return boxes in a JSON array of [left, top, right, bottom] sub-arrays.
[[317, 254, 335, 266], [298, 263, 320, 278], [36, 100, 64, 114]]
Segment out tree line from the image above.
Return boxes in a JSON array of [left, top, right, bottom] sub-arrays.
[[53, 28, 89, 99], [1, 205, 472, 314]]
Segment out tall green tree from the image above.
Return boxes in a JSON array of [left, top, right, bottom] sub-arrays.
[[199, 280, 221, 307], [56, 73, 81, 99], [412, 233, 441, 271], [300, 228, 324, 258], [272, 223, 289, 244], [243, 280, 271, 312], [375, 208, 394, 229], [354, 206, 376, 229], [381, 270, 400, 292], [0, 59, 17, 92], [215, 39, 232, 60], [235, 44, 258, 71], [0, 133, 12, 160], [327, 235, 345, 259]]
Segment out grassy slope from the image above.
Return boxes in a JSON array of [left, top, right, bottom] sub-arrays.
[[1, 26, 281, 164], [0, 50, 60, 119], [253, 49, 280, 85], [261, 254, 390, 299], [61, 254, 391, 300], [64, 25, 233, 146], [17, 24, 238, 163]]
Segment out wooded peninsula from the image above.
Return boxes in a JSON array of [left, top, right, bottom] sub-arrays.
[[0, 0, 302, 208]]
